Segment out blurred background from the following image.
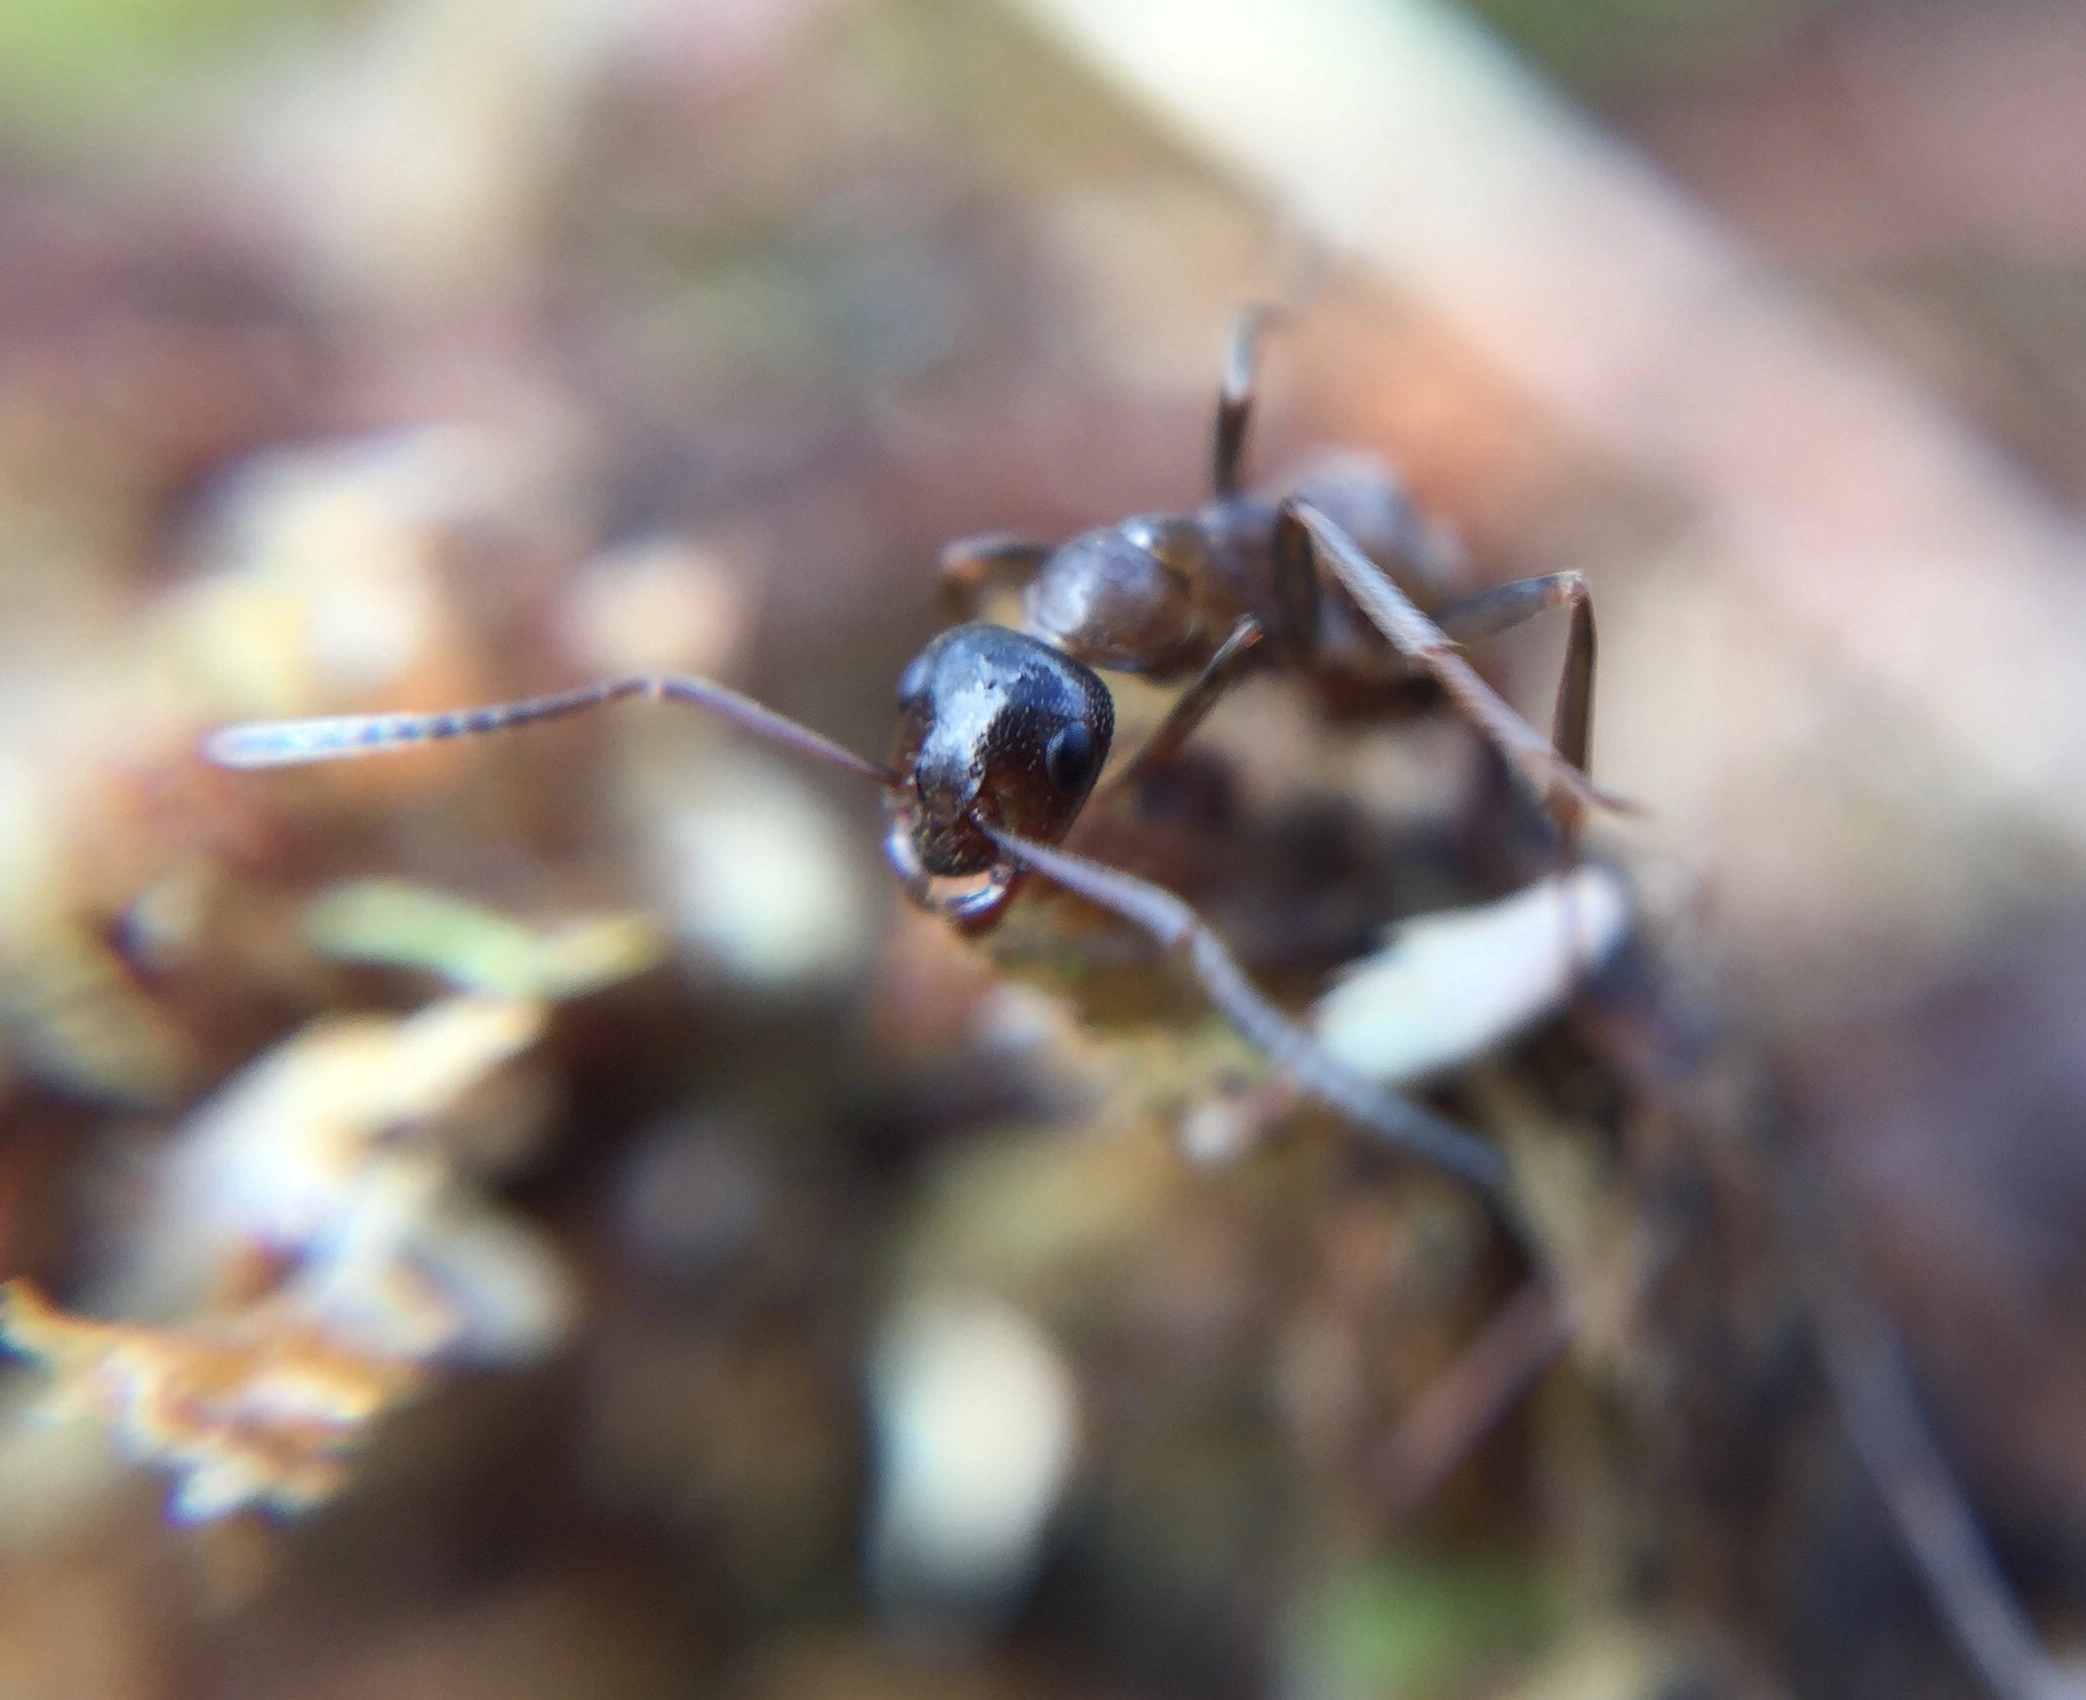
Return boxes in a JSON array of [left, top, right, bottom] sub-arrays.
[[2, 0, 2086, 1696]]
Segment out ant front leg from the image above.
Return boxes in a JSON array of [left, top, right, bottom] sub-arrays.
[[1096, 615, 1268, 804], [1284, 503, 1629, 837], [1211, 304, 1283, 498], [938, 533, 1053, 622]]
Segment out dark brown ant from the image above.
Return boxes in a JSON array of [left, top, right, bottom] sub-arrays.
[[921, 305, 1615, 928], [202, 310, 1623, 1196]]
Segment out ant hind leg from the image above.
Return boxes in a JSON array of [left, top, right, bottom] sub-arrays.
[[1286, 503, 1629, 838], [1432, 571, 1596, 778]]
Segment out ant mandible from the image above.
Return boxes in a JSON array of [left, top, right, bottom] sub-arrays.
[[203, 309, 1624, 1199]]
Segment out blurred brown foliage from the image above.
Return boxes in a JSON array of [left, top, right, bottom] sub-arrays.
[[0, 2, 2083, 1699]]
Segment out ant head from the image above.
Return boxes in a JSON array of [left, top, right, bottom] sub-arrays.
[[1020, 515, 1208, 675], [889, 623, 1114, 879]]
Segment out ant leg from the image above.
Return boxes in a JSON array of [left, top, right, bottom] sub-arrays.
[[939, 533, 1053, 621], [1432, 571, 1596, 776], [980, 822, 1507, 1194], [1267, 484, 1321, 664], [1095, 615, 1267, 804], [1286, 503, 1631, 834], [1212, 304, 1283, 498]]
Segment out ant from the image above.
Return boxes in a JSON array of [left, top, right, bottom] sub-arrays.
[[203, 309, 1624, 1199]]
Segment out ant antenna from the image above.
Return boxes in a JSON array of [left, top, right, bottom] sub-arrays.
[[981, 824, 1507, 1194], [204, 675, 895, 790]]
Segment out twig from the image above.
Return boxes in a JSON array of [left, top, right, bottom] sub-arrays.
[[1369, 1278, 1570, 1524]]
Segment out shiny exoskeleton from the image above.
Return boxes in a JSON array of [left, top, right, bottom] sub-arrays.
[[881, 624, 1116, 930]]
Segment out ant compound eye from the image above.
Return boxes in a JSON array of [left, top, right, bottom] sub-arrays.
[[1044, 721, 1099, 794]]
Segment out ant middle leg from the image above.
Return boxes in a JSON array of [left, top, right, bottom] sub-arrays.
[[1095, 615, 1268, 805], [938, 533, 1053, 622], [1284, 503, 1628, 836]]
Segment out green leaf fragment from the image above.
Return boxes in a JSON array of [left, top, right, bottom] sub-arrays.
[[1286, 1553, 1551, 1700], [303, 880, 668, 1001]]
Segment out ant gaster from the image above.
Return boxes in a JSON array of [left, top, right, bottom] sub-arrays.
[[203, 310, 1623, 1196]]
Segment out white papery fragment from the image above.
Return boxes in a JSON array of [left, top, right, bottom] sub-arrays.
[[0, 993, 583, 1525], [1314, 867, 1631, 1088], [865, 1291, 1080, 1638], [139, 997, 544, 1294]]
